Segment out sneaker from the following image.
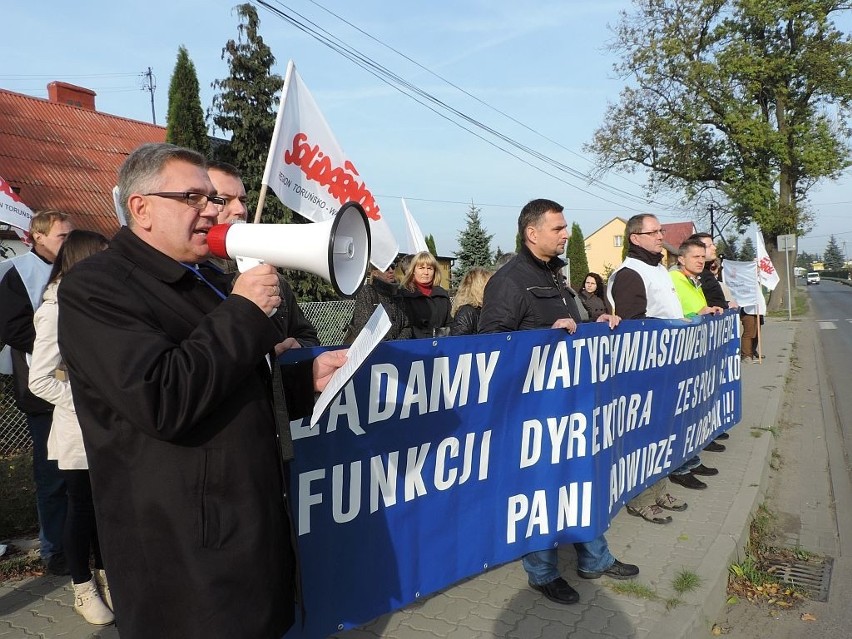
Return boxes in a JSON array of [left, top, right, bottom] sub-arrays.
[[656, 493, 688, 512], [529, 577, 580, 605], [578, 559, 639, 580], [626, 503, 672, 524], [73, 578, 115, 626], [669, 472, 707, 490], [716, 432, 730, 440], [704, 440, 726, 452], [691, 463, 719, 476], [741, 355, 755, 363]]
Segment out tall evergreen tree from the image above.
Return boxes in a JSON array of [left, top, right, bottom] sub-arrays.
[[740, 237, 756, 261], [565, 222, 590, 290], [210, 4, 334, 301], [425, 234, 437, 256], [166, 46, 209, 156], [717, 233, 740, 261], [823, 235, 844, 270], [453, 202, 493, 286]]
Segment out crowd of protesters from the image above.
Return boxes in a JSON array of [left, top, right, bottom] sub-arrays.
[[0, 142, 758, 635]]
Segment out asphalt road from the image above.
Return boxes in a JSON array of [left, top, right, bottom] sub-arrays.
[[718, 280, 852, 638]]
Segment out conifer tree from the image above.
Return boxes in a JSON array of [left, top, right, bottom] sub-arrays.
[[453, 202, 493, 286], [823, 235, 844, 270], [565, 222, 590, 290], [740, 237, 756, 261], [425, 234, 437, 256], [165, 46, 209, 156], [211, 4, 334, 301]]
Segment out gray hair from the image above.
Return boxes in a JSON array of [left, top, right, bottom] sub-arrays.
[[625, 213, 658, 238], [118, 143, 206, 226]]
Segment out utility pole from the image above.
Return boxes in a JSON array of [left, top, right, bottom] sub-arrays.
[[141, 67, 157, 125]]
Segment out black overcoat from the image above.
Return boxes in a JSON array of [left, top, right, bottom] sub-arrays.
[[57, 228, 313, 639]]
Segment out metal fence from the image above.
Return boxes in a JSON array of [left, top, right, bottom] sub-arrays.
[[1, 374, 30, 456], [0, 300, 356, 457]]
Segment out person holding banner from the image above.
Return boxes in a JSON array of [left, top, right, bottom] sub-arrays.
[[480, 199, 638, 606], [345, 262, 411, 343], [56, 143, 347, 639], [607, 214, 695, 509], [0, 210, 74, 575]]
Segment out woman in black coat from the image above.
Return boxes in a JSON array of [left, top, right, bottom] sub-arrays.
[[400, 251, 451, 338], [577, 272, 611, 321], [450, 267, 492, 336]]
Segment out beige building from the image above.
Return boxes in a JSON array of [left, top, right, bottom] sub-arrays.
[[584, 217, 627, 279]]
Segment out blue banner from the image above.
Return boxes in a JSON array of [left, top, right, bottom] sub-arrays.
[[283, 313, 741, 638]]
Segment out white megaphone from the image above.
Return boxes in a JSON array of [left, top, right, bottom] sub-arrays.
[[206, 201, 371, 298]]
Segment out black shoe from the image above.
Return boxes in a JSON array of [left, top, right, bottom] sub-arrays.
[[578, 559, 639, 581], [669, 472, 707, 490], [716, 432, 730, 440], [529, 577, 580, 604], [45, 553, 70, 576], [691, 464, 719, 476], [704, 440, 726, 452]]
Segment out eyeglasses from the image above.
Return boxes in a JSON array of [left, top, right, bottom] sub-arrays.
[[633, 228, 667, 236], [144, 192, 227, 211]]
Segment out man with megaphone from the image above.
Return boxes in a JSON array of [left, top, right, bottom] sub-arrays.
[[205, 160, 319, 354], [56, 143, 347, 639]]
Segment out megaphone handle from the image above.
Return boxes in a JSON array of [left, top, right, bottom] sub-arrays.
[[236, 255, 264, 273]]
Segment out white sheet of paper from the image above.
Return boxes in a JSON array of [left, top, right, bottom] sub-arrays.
[[311, 305, 391, 427]]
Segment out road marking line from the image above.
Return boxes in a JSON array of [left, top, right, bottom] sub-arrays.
[[818, 321, 837, 330]]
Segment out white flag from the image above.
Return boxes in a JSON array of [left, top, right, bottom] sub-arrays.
[[755, 229, 780, 291], [0, 174, 34, 233], [401, 198, 428, 255], [261, 60, 399, 271], [723, 259, 766, 315]]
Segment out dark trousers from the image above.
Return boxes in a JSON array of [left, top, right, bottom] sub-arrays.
[[63, 470, 104, 584], [27, 412, 67, 559]]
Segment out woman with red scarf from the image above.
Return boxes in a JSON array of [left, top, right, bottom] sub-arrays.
[[400, 251, 451, 338]]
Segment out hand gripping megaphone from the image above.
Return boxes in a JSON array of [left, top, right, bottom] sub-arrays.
[[206, 201, 371, 298]]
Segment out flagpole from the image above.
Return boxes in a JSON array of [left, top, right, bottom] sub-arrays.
[[755, 230, 763, 364], [254, 60, 296, 224]]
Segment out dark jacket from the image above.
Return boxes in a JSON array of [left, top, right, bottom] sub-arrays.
[[57, 228, 314, 639], [578, 289, 609, 321], [697, 266, 727, 307], [479, 245, 582, 333], [450, 304, 482, 336], [400, 284, 452, 338], [198, 260, 319, 348], [0, 259, 54, 414], [345, 277, 412, 343]]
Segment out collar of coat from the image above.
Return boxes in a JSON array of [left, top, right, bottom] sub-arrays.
[[111, 227, 198, 285], [519, 244, 566, 274], [627, 243, 664, 267]]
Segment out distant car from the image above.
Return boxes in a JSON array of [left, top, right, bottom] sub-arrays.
[[807, 272, 821, 285]]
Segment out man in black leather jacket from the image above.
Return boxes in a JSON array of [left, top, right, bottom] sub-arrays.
[[479, 198, 636, 606]]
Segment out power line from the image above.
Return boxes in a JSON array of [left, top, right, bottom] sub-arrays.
[[301, 0, 683, 213], [253, 0, 684, 215]]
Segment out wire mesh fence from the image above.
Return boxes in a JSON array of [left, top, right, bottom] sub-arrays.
[[0, 300, 356, 457], [1, 374, 30, 456]]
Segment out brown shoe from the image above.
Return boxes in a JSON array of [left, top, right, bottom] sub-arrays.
[[656, 493, 688, 511], [626, 504, 672, 524]]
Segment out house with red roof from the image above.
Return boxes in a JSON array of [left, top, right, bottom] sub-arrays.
[[0, 82, 165, 246]]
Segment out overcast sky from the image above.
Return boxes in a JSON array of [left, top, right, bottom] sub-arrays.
[[4, 0, 850, 258]]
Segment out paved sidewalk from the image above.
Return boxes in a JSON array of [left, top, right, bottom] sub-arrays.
[[0, 320, 794, 639]]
